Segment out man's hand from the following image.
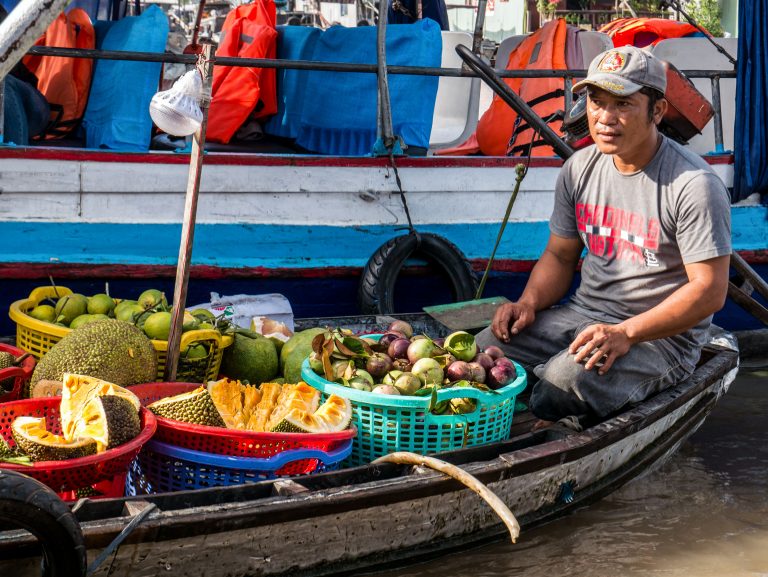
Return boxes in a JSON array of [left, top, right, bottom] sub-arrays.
[[569, 323, 632, 374], [491, 302, 536, 342]]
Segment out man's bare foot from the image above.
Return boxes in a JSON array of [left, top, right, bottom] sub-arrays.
[[531, 419, 554, 432]]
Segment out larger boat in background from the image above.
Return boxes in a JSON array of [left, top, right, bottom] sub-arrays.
[[0, 4, 764, 336]]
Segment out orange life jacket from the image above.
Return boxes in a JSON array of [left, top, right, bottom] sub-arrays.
[[599, 17, 701, 48], [475, 19, 568, 157], [22, 9, 95, 138], [206, 0, 278, 144]]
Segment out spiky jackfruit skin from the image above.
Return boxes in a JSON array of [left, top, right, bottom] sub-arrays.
[[77, 395, 142, 450], [30, 319, 157, 394], [148, 387, 226, 427]]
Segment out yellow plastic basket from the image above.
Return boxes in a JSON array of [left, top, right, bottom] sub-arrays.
[[9, 286, 232, 383]]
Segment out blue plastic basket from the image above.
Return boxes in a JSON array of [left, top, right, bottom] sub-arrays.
[[300, 345, 527, 466], [126, 439, 353, 495]]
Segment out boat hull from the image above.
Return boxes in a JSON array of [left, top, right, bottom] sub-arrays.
[[0, 345, 738, 577]]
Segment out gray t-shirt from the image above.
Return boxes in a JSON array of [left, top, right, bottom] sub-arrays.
[[550, 136, 732, 367]]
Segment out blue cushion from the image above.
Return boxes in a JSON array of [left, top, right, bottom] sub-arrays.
[[264, 25, 322, 140], [295, 20, 441, 156], [82, 4, 168, 151]]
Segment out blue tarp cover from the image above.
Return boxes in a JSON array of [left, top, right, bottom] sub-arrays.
[[734, 0, 768, 200], [81, 4, 167, 151], [296, 20, 441, 156], [264, 25, 323, 140]]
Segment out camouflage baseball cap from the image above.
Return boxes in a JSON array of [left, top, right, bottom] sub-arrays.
[[573, 45, 667, 96]]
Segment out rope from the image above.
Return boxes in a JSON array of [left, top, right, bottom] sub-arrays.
[[388, 151, 416, 234], [475, 128, 537, 299]]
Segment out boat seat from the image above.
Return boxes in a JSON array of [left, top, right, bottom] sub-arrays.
[[428, 31, 481, 151], [650, 37, 738, 154]]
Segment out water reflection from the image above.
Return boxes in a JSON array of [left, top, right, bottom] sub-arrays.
[[377, 370, 768, 577]]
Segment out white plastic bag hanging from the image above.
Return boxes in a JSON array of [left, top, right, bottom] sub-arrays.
[[149, 69, 204, 137]]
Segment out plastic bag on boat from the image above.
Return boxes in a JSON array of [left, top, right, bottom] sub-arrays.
[[190, 292, 294, 332]]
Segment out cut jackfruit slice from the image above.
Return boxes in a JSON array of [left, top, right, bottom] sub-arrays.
[[73, 395, 141, 452], [249, 382, 284, 432], [60, 374, 140, 441], [265, 382, 321, 432], [11, 416, 97, 461], [207, 378, 263, 429], [147, 386, 226, 427], [270, 395, 352, 433]]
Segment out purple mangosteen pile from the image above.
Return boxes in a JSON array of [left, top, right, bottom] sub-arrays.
[[307, 321, 520, 415]]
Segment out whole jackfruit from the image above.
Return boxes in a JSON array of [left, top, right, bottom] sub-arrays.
[[30, 319, 157, 393]]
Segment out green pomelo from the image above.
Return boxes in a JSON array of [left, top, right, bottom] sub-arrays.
[[87, 294, 116, 316], [143, 311, 172, 341], [70, 314, 97, 330], [220, 330, 279, 386], [182, 312, 201, 332], [54, 294, 88, 326], [279, 328, 329, 384], [28, 304, 56, 323], [138, 289, 167, 311], [115, 303, 145, 324], [183, 343, 209, 360]]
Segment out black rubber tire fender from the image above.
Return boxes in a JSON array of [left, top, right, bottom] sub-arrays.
[[358, 232, 478, 314], [0, 470, 86, 577]]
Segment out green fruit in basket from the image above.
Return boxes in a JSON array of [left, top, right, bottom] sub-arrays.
[[143, 311, 172, 341], [269, 394, 352, 433], [183, 343, 209, 360], [70, 313, 109, 330], [87, 294, 116, 316], [30, 319, 157, 391], [11, 416, 97, 461], [279, 327, 329, 384], [182, 312, 201, 332], [147, 385, 226, 427], [443, 331, 478, 362], [54, 293, 88, 326], [115, 303, 145, 324], [198, 321, 214, 330], [137, 289, 168, 311], [28, 304, 56, 323], [220, 329, 279, 386]]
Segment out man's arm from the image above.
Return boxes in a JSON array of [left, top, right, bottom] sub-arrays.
[[572, 254, 731, 372], [491, 233, 583, 342]]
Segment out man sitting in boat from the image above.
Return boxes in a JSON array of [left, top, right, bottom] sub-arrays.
[[476, 45, 732, 432]]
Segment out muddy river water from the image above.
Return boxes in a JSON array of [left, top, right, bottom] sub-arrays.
[[377, 368, 768, 577]]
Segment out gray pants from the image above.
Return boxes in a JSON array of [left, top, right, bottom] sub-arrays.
[[475, 306, 695, 422]]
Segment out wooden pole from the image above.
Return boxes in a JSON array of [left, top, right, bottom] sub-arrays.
[[164, 40, 216, 382], [0, 0, 71, 81]]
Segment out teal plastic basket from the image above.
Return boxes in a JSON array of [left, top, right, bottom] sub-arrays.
[[300, 347, 527, 466]]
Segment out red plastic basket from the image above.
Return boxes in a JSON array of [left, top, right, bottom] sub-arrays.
[[0, 396, 157, 500], [128, 382, 356, 458], [0, 343, 36, 403]]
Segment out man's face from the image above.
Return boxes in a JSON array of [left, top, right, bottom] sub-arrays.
[[586, 87, 665, 166]]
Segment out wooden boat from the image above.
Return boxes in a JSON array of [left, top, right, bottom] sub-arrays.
[[0, 318, 740, 577]]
